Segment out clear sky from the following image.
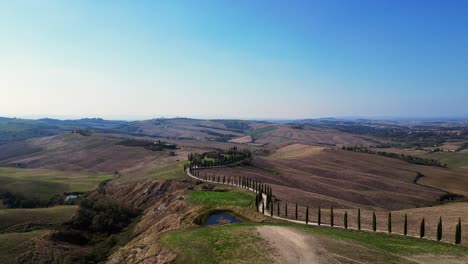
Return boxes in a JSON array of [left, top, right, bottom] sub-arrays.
[[1, 0, 467, 120]]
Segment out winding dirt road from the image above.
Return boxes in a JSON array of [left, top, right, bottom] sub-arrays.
[[257, 226, 323, 264]]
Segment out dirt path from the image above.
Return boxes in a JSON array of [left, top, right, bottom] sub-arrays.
[[257, 226, 324, 264]]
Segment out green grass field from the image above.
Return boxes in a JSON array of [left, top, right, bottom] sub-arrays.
[[290, 223, 468, 255], [0, 230, 48, 263], [162, 222, 468, 264], [161, 224, 271, 264], [246, 126, 277, 136], [425, 152, 468, 168], [0, 205, 77, 232], [188, 190, 255, 208], [147, 161, 188, 180], [0, 167, 112, 200]]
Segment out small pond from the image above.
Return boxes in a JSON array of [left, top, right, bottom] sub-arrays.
[[205, 213, 241, 225], [65, 194, 80, 201]]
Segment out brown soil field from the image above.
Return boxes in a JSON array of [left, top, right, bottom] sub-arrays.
[[125, 118, 258, 140], [253, 125, 384, 147], [229, 135, 253, 144], [270, 144, 326, 159], [208, 149, 456, 210], [0, 134, 181, 176]]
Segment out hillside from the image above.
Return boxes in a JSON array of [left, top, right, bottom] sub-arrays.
[[0, 133, 179, 175], [209, 147, 450, 210]]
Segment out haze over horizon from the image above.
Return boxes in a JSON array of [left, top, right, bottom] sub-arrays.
[[1, 0, 468, 119]]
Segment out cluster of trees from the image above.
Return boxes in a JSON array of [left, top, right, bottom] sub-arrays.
[[0, 190, 68, 208], [53, 198, 140, 263], [342, 146, 447, 167], [187, 147, 252, 168], [117, 139, 177, 151]]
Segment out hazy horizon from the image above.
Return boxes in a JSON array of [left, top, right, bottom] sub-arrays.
[[1, 1, 468, 119]]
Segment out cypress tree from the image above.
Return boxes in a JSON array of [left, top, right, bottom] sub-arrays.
[[455, 218, 462, 244], [357, 209, 361, 230], [344, 211, 348, 229], [330, 206, 334, 227], [318, 206, 321, 226], [372, 212, 377, 232], [404, 213, 408, 236], [388, 212, 392, 233], [277, 201, 280, 217], [255, 193, 259, 210], [295, 203, 298, 220], [270, 200, 273, 217], [420, 218, 425, 238], [437, 216, 442, 241], [306, 206, 309, 224]]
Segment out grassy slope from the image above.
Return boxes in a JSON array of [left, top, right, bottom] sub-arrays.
[[161, 178, 468, 263], [162, 222, 468, 264], [425, 152, 468, 168], [246, 126, 278, 136], [290, 223, 468, 255], [188, 190, 254, 208], [0, 167, 112, 200], [161, 225, 271, 264], [146, 161, 188, 180], [0, 205, 77, 232], [0, 230, 47, 263]]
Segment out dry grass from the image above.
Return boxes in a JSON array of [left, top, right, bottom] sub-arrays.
[[253, 125, 383, 146], [210, 149, 446, 210], [270, 143, 325, 159]]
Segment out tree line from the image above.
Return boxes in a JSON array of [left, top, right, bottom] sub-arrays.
[[342, 146, 447, 167], [186, 149, 462, 245], [187, 147, 252, 168]]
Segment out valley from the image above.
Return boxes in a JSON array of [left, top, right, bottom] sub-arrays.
[[0, 117, 467, 263]]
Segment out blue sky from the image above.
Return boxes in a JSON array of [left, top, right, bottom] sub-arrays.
[[1, 0, 467, 120]]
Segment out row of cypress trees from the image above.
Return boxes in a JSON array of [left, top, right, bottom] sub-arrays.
[[187, 161, 463, 245], [276, 201, 463, 244]]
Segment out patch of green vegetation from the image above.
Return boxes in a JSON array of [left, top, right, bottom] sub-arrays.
[[49, 198, 140, 263], [0, 205, 77, 232], [0, 167, 112, 202], [188, 190, 255, 208], [246, 126, 278, 136], [0, 230, 47, 263], [284, 223, 468, 255], [147, 161, 188, 180], [425, 152, 468, 168], [161, 224, 271, 264]]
